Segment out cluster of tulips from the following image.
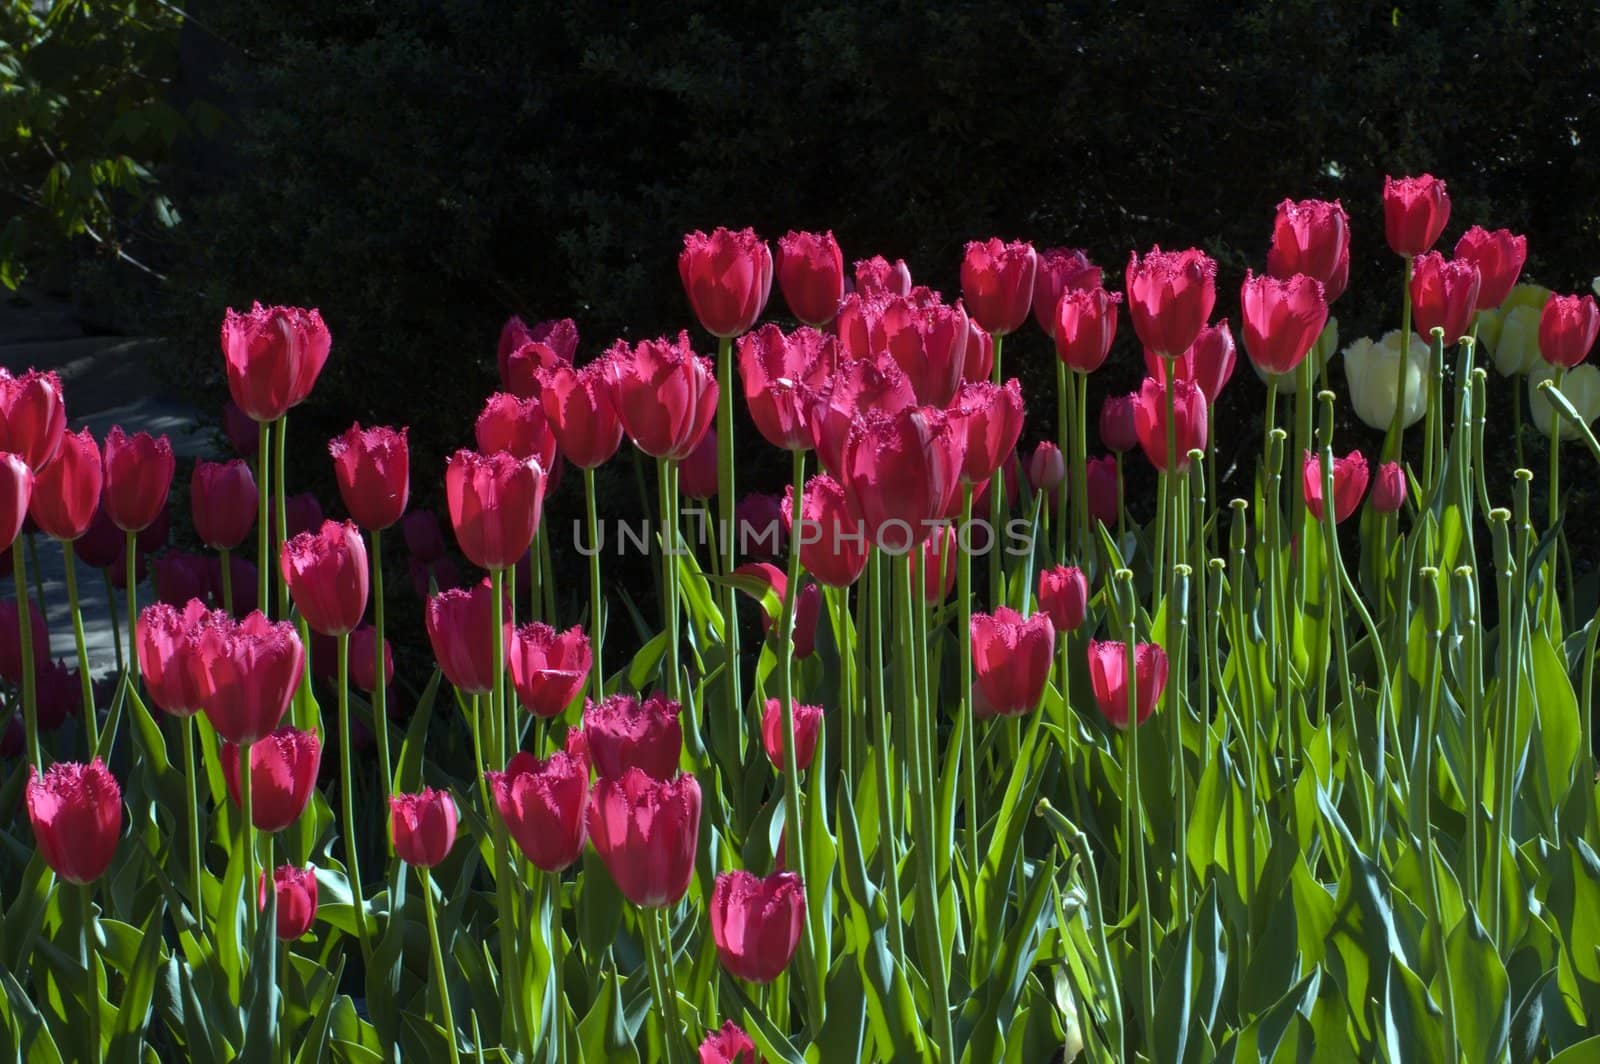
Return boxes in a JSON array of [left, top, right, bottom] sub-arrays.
[[3, 167, 1600, 1063]]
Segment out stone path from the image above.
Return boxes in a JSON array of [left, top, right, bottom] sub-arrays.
[[1, 289, 218, 679]]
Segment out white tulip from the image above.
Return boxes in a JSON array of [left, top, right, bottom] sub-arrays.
[[1529, 363, 1600, 441], [1341, 329, 1429, 430]]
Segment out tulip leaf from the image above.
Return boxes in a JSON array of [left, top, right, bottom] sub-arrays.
[[293, 955, 346, 1064], [2, 852, 54, 973], [808, 954, 865, 1064], [107, 898, 168, 1057], [242, 875, 280, 1064], [576, 959, 637, 1064], [721, 974, 805, 1064], [971, 712, 1047, 983], [626, 630, 670, 692]]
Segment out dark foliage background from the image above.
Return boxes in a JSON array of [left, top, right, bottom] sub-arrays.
[[142, 0, 1600, 597]]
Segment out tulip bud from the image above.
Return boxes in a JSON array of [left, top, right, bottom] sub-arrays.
[[1144, 320, 1237, 402], [962, 238, 1038, 336], [488, 748, 589, 873], [1053, 287, 1121, 373], [880, 297, 969, 407], [222, 726, 321, 832], [223, 400, 258, 458], [1033, 247, 1102, 337], [284, 493, 323, 540], [587, 768, 701, 908], [190, 612, 305, 744], [971, 607, 1055, 717], [738, 325, 835, 451], [1268, 198, 1351, 302], [424, 579, 509, 694], [154, 552, 210, 607], [0, 453, 32, 553], [259, 865, 318, 940], [761, 698, 823, 773], [1037, 566, 1088, 632], [1370, 461, 1407, 513], [138, 600, 224, 716], [1133, 377, 1208, 473], [475, 394, 556, 471], [699, 1021, 761, 1064], [1409, 253, 1481, 343], [498, 316, 578, 397], [102, 426, 174, 533], [809, 359, 915, 478], [1538, 293, 1600, 369], [1086, 640, 1168, 729], [949, 380, 1025, 485], [280, 520, 369, 636], [1240, 271, 1329, 376], [1125, 246, 1218, 359], [445, 449, 544, 571], [781, 473, 867, 588], [678, 430, 719, 499], [680, 228, 773, 338], [710, 870, 806, 983], [0, 369, 66, 472], [189, 458, 257, 552], [1085, 455, 1119, 529], [538, 360, 624, 470], [776, 230, 845, 326], [349, 625, 394, 694], [508, 622, 591, 718], [584, 692, 683, 781], [854, 256, 912, 299], [329, 424, 410, 531], [1383, 174, 1450, 257], [838, 406, 961, 551], [220, 303, 331, 422], [1027, 442, 1065, 494], [1303, 450, 1369, 523], [611, 333, 720, 460], [26, 759, 122, 884], [1453, 227, 1527, 311], [29, 429, 99, 542], [389, 788, 458, 868], [1099, 395, 1139, 454]]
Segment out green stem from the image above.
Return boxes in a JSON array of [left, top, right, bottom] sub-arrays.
[[182, 716, 204, 937], [420, 867, 462, 1064], [715, 336, 741, 738], [124, 532, 138, 692], [1076, 371, 1091, 561], [656, 459, 680, 702], [219, 547, 234, 616], [274, 416, 289, 621], [1123, 611, 1156, 1053], [239, 736, 257, 947], [1385, 257, 1415, 464], [372, 530, 392, 798], [63, 540, 96, 748], [866, 553, 905, 957], [642, 908, 685, 1064], [989, 332, 1006, 604], [1547, 367, 1566, 627], [336, 634, 373, 958], [257, 420, 271, 614], [103, 568, 122, 674], [547, 871, 567, 1062], [81, 883, 102, 1063], [1056, 361, 1070, 561], [583, 468, 604, 705], [959, 483, 979, 882], [1420, 590, 1460, 1059]]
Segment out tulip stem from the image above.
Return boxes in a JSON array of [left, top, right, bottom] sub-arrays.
[[1546, 367, 1566, 627], [218, 547, 233, 616], [486, 569, 527, 1048], [257, 420, 271, 614], [1055, 360, 1070, 561], [1115, 451, 1126, 545], [102, 568, 122, 674], [239, 736, 257, 948], [546, 870, 567, 1063], [182, 716, 204, 937], [959, 482, 980, 884], [989, 333, 1006, 605], [79, 882, 102, 1062], [419, 866, 462, 1064], [583, 468, 604, 704], [124, 531, 138, 691], [1076, 370, 1091, 562], [715, 336, 742, 737], [1385, 257, 1415, 464], [655, 459, 680, 702], [274, 415, 289, 621], [1122, 614, 1156, 1054], [866, 553, 905, 958], [62, 540, 97, 750], [371, 530, 392, 797], [641, 908, 684, 1064], [335, 633, 373, 959]]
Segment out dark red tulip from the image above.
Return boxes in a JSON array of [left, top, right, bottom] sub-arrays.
[[700, 1021, 761, 1064], [223, 400, 258, 458], [259, 865, 318, 940], [1099, 395, 1138, 454], [962, 238, 1038, 336], [348, 625, 393, 694], [538, 360, 624, 470], [761, 698, 823, 773], [587, 768, 700, 908], [280, 520, 369, 636], [102, 426, 174, 533], [424, 579, 508, 694], [610, 334, 719, 461], [411, 556, 461, 599], [137, 600, 223, 716], [1133, 377, 1208, 473], [284, 493, 323, 540], [1538, 293, 1600, 369], [1053, 287, 1121, 373], [1033, 247, 1103, 337], [0, 453, 31, 551], [880, 296, 969, 407], [389, 788, 458, 867], [508, 622, 591, 718], [809, 358, 915, 478], [1086, 455, 1119, 528], [1125, 247, 1218, 359], [776, 230, 845, 326], [1144, 320, 1237, 403], [0, 714, 19, 759], [0, 369, 66, 472], [222, 726, 321, 832], [191, 459, 256, 551], [475, 394, 557, 471], [26, 759, 121, 884], [1454, 227, 1527, 311], [445, 449, 543, 571], [839, 406, 962, 551], [584, 692, 682, 781], [1302, 451, 1369, 523], [679, 430, 719, 499], [1240, 271, 1329, 376], [1370, 461, 1407, 513], [1267, 199, 1351, 302], [1409, 254, 1481, 343], [190, 612, 305, 744], [29, 429, 98, 541], [329, 423, 410, 531], [791, 581, 820, 660], [154, 552, 211, 607], [949, 379, 1025, 485], [1088, 640, 1168, 729], [72, 504, 120, 569], [853, 256, 912, 299], [710, 870, 805, 984], [213, 554, 259, 617], [1038, 566, 1088, 633], [488, 748, 589, 872], [402, 510, 446, 563], [35, 660, 77, 732], [220, 303, 332, 422], [738, 325, 835, 451], [971, 607, 1055, 717], [736, 493, 785, 559], [1383, 174, 1450, 257], [782, 473, 867, 588], [921, 524, 957, 604], [499, 317, 577, 398], [0, 594, 47, 684], [1028, 442, 1065, 494], [680, 228, 773, 338], [137, 503, 171, 554]]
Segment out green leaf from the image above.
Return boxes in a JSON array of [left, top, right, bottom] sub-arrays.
[[1445, 909, 1510, 1064], [106, 898, 168, 1058]]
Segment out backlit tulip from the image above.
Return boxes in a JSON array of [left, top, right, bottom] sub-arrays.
[[1034, 247, 1103, 337], [1370, 462, 1407, 513], [1454, 227, 1527, 311], [1530, 363, 1600, 440], [475, 393, 557, 471], [680, 228, 773, 337], [679, 430, 719, 499], [223, 400, 258, 458], [970, 607, 1055, 717], [700, 1021, 761, 1064], [35, 661, 77, 732], [508, 622, 591, 718], [949, 379, 1024, 484], [190, 459, 256, 551], [1538, 293, 1600, 369], [1087, 641, 1168, 729], [137, 600, 223, 716], [499, 317, 577, 389], [776, 230, 845, 326], [280, 520, 369, 636], [538, 360, 624, 469], [445, 449, 543, 571], [1240, 271, 1328, 376], [854, 256, 912, 299], [782, 473, 867, 588], [962, 238, 1038, 335], [1099, 395, 1138, 453], [1409, 253, 1481, 343], [349, 625, 393, 694], [1267, 199, 1351, 302], [488, 748, 589, 872], [839, 406, 962, 551], [738, 325, 836, 450], [1133, 376, 1208, 473], [154, 552, 210, 607], [587, 768, 701, 907], [0, 594, 48, 683], [402, 510, 446, 563], [1125, 247, 1218, 359], [1086, 455, 1119, 528], [710, 870, 805, 984], [1038, 566, 1088, 633], [284, 493, 323, 539], [736, 493, 785, 559], [220, 303, 331, 422], [611, 333, 719, 460], [880, 297, 970, 407], [390, 788, 458, 868], [1144, 320, 1236, 402], [809, 358, 915, 478], [102, 426, 174, 533], [1053, 286, 1121, 372], [584, 692, 682, 781], [1027, 441, 1065, 494], [29, 429, 97, 541], [0, 453, 31, 551], [0, 369, 65, 472], [26, 759, 121, 884], [424, 580, 508, 694], [1383, 174, 1450, 257], [223, 726, 321, 832], [1303, 451, 1369, 523], [762, 698, 823, 773], [329, 423, 410, 531], [260, 865, 318, 940], [190, 613, 304, 744], [1341, 331, 1429, 430]]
